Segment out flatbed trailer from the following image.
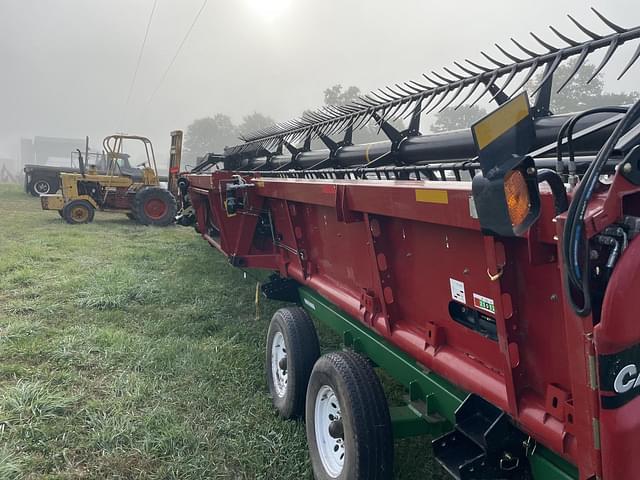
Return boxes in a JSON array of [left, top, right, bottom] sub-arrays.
[[178, 11, 640, 480]]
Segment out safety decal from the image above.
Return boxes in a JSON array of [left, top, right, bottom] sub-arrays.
[[450, 279, 466, 304], [473, 293, 495, 314]]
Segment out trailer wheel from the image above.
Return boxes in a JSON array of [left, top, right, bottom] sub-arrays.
[[62, 200, 95, 224], [266, 307, 320, 419], [30, 177, 58, 196], [133, 187, 177, 226], [306, 351, 393, 480]]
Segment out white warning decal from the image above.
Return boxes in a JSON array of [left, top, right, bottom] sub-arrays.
[[450, 279, 466, 303], [473, 293, 496, 314]]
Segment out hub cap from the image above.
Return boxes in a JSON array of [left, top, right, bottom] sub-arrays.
[[315, 385, 345, 477], [34, 180, 50, 194], [71, 206, 89, 222], [143, 198, 168, 220], [271, 331, 288, 397]]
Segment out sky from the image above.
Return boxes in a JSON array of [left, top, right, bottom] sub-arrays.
[[1, 0, 639, 167]]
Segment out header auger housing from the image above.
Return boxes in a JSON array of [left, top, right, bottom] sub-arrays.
[[178, 9, 640, 480]]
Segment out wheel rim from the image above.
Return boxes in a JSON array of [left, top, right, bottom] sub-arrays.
[[34, 180, 50, 194], [271, 331, 288, 397], [143, 198, 168, 220], [71, 206, 89, 222], [315, 385, 345, 478]]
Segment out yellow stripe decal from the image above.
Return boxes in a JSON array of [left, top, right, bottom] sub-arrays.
[[473, 93, 529, 150], [415, 189, 448, 204]]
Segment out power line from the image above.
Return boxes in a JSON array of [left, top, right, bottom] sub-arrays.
[[145, 0, 209, 108], [120, 0, 159, 129]]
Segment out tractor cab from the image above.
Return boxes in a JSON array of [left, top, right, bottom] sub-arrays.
[[40, 133, 177, 226]]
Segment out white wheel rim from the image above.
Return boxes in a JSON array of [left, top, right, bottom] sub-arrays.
[[34, 180, 50, 194], [314, 385, 345, 478], [271, 331, 288, 397]]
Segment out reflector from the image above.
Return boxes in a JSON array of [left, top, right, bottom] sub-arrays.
[[504, 170, 531, 227]]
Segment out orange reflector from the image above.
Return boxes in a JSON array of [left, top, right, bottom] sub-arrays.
[[504, 170, 530, 227]]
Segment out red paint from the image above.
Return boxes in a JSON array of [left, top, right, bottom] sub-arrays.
[[184, 169, 640, 479]]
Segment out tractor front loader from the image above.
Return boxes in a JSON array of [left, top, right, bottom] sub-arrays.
[[41, 133, 180, 226]]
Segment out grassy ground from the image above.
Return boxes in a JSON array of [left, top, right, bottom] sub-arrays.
[[0, 184, 444, 479]]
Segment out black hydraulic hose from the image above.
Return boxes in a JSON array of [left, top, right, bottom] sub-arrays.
[[537, 169, 568, 214], [555, 107, 628, 179], [563, 99, 640, 316], [566, 107, 628, 178]]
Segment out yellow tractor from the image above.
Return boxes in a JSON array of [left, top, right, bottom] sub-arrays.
[[40, 134, 178, 226]]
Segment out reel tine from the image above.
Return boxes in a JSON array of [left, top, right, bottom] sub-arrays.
[[530, 31, 558, 52], [423, 73, 446, 87], [408, 79, 431, 90], [465, 58, 491, 72], [399, 82, 421, 94], [425, 89, 452, 115], [414, 90, 438, 117], [511, 37, 540, 57], [402, 95, 422, 120], [549, 25, 580, 46], [489, 65, 518, 102], [481, 51, 507, 68], [385, 85, 404, 98], [443, 67, 466, 80], [395, 83, 416, 95], [509, 59, 541, 96], [531, 53, 562, 96], [370, 90, 391, 103], [454, 61, 479, 76], [588, 36, 619, 83], [432, 70, 456, 83], [567, 14, 602, 40], [438, 82, 467, 112], [469, 70, 499, 107], [591, 7, 626, 33], [618, 42, 640, 80], [454, 75, 483, 110], [494, 43, 523, 63], [394, 96, 419, 121]]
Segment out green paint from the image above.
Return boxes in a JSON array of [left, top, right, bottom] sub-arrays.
[[299, 286, 579, 480]]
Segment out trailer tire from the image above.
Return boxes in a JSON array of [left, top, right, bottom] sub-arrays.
[[306, 351, 393, 480], [62, 200, 95, 224], [30, 176, 59, 196], [266, 307, 320, 419], [132, 187, 177, 226]]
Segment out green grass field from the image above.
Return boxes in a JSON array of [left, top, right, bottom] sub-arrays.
[[0, 184, 444, 479]]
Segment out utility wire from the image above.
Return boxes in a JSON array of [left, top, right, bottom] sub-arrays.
[[145, 0, 209, 107], [120, 0, 159, 129]]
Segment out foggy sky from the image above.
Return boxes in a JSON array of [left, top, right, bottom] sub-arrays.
[[1, 0, 639, 164]]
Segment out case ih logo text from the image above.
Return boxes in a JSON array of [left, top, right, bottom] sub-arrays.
[[614, 364, 640, 394]]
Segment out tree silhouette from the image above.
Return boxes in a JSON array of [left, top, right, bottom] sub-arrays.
[[238, 112, 276, 137], [184, 115, 238, 162], [431, 105, 487, 133], [528, 60, 639, 114]]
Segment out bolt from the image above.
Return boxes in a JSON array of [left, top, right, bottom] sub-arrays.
[[527, 167, 536, 175], [623, 163, 633, 173], [550, 294, 558, 302]]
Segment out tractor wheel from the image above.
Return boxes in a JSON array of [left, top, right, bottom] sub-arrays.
[[62, 200, 95, 225], [133, 187, 177, 226], [266, 307, 320, 419], [30, 177, 59, 196], [57, 210, 64, 218], [306, 351, 393, 480]]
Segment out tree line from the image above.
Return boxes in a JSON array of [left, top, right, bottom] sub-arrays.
[[184, 61, 639, 161]]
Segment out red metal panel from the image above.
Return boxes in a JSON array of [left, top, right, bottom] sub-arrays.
[[184, 169, 640, 479]]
